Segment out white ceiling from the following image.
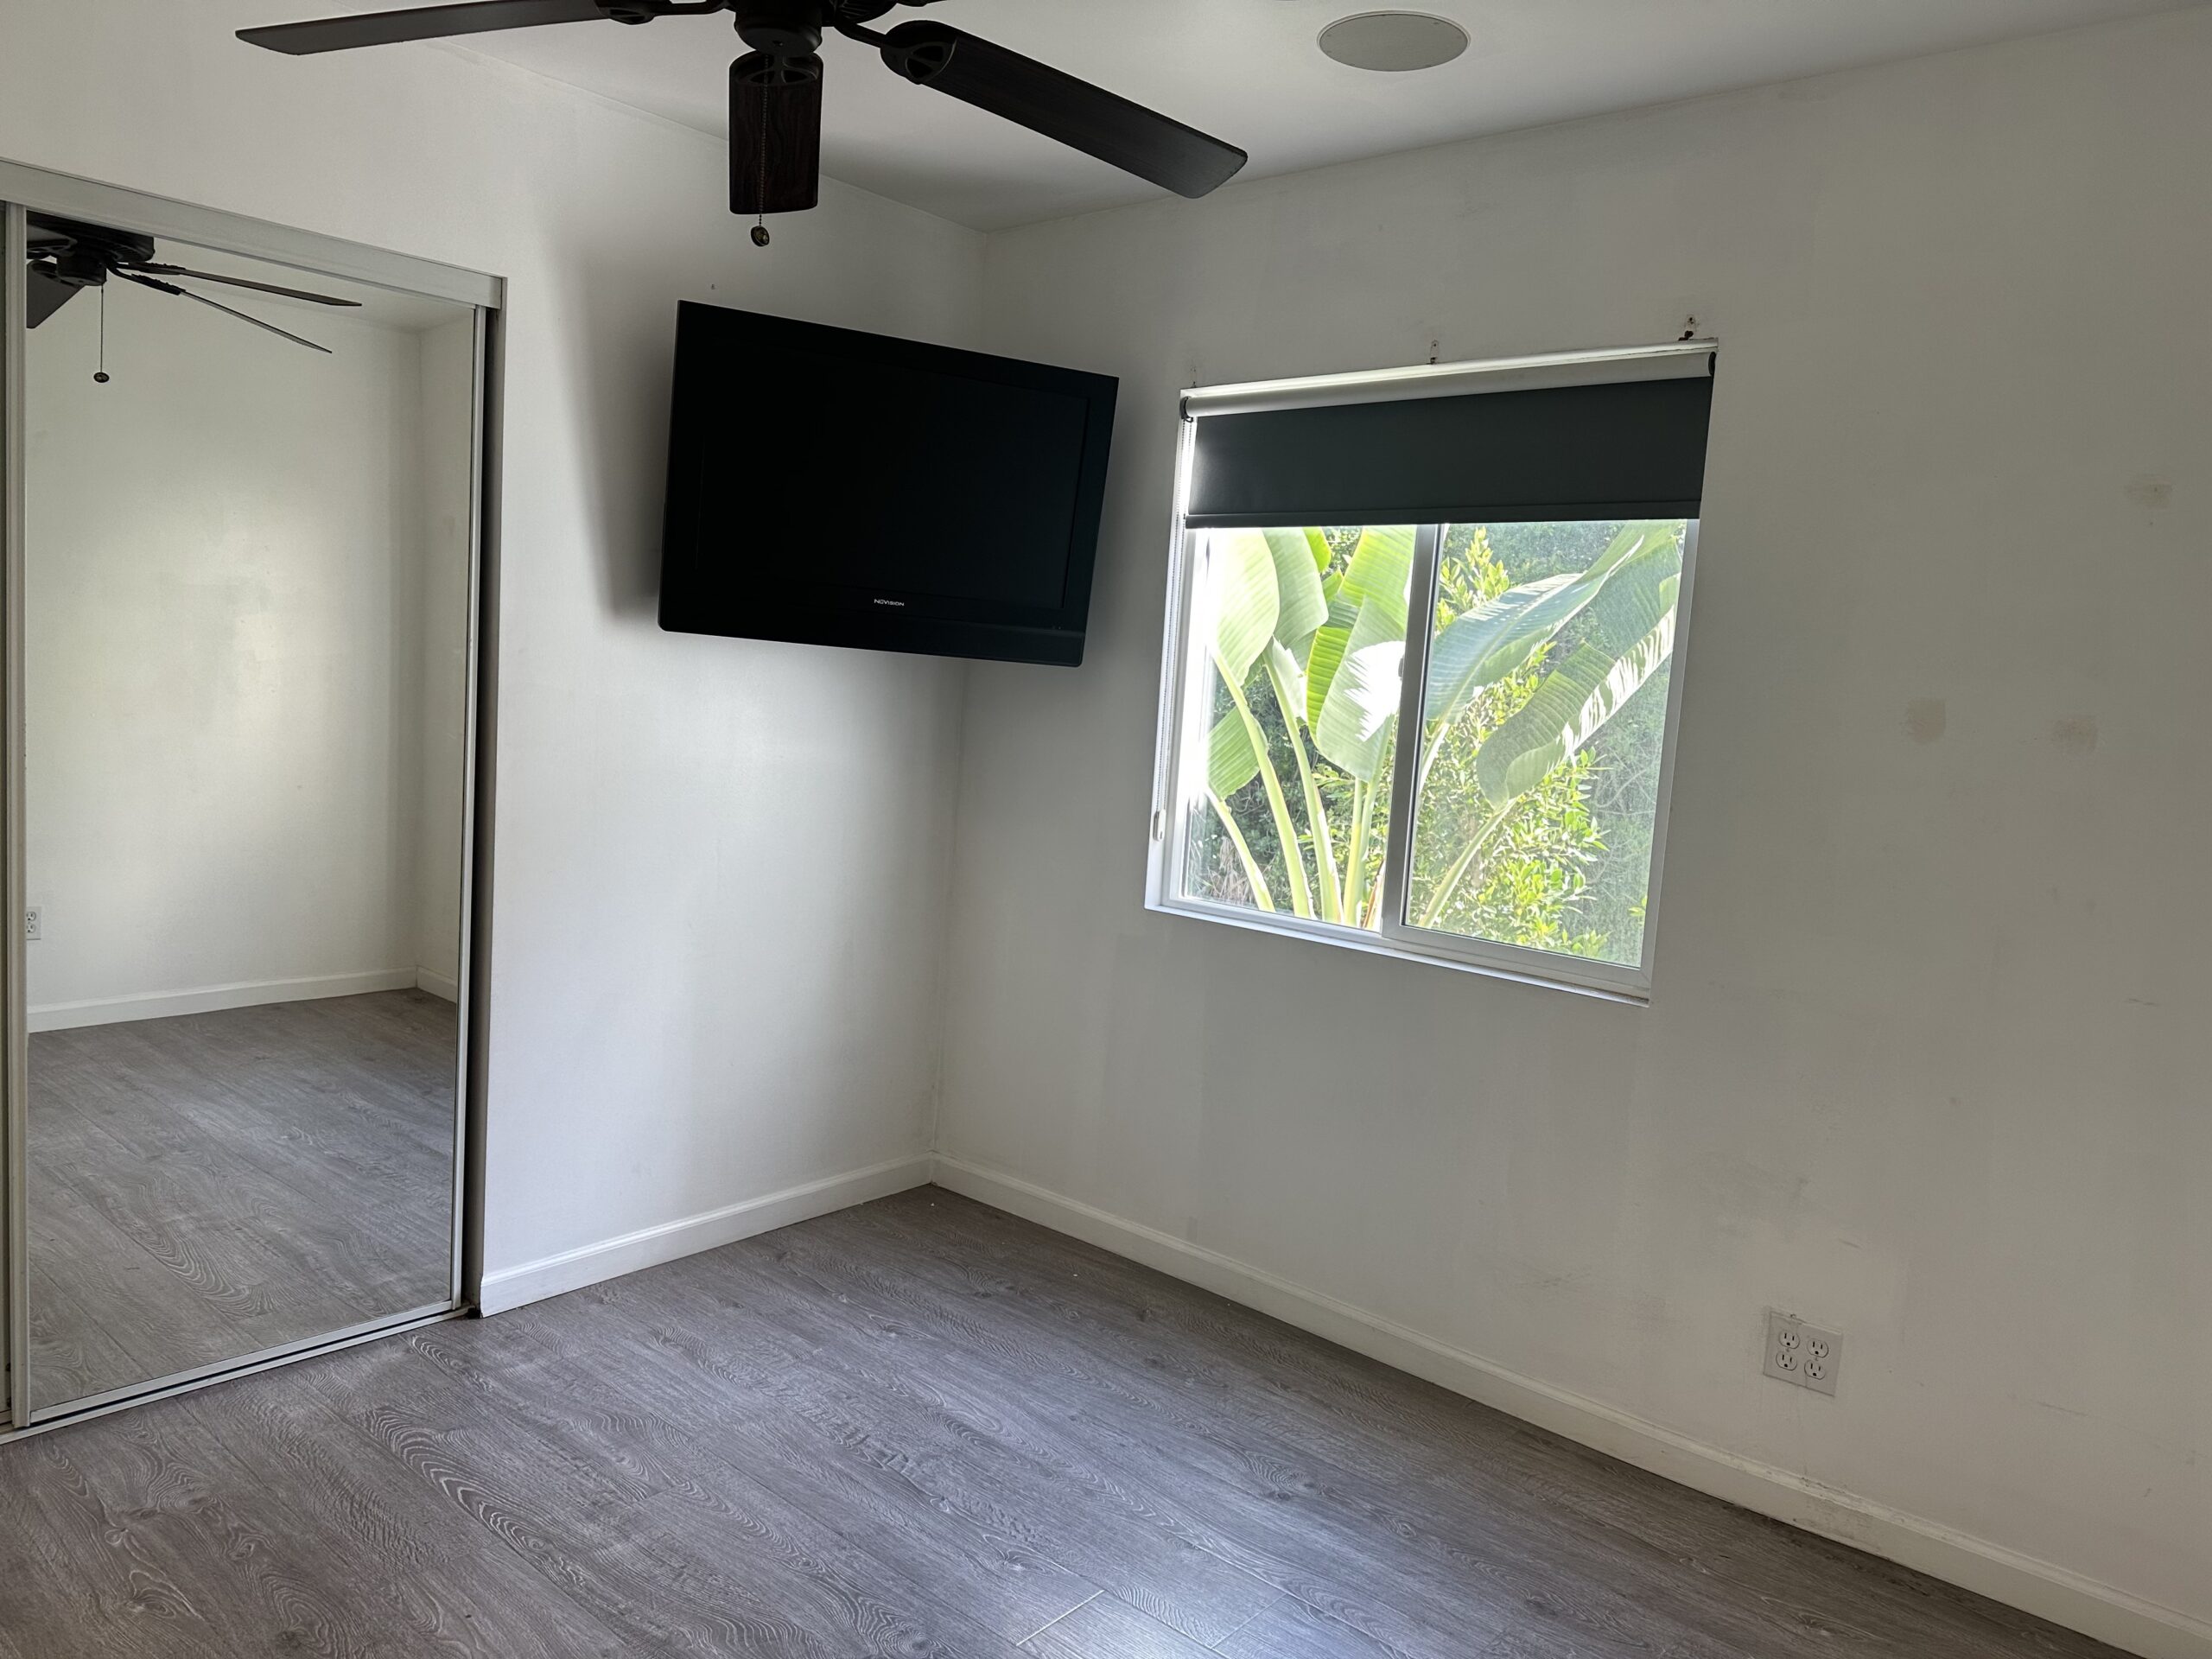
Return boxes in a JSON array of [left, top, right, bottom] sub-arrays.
[[423, 0, 2192, 228]]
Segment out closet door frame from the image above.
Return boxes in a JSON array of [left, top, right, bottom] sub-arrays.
[[0, 159, 504, 1435]]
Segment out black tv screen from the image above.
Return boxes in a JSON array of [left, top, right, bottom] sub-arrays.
[[658, 302, 1119, 666]]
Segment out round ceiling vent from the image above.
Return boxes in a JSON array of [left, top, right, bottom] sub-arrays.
[[1318, 11, 1470, 72]]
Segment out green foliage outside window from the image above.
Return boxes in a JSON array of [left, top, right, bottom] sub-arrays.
[[1182, 518, 1683, 967]]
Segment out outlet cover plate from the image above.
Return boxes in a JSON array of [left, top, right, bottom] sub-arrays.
[[1764, 1308, 1840, 1396], [23, 906, 38, 942]]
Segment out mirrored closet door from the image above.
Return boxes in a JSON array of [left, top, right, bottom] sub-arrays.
[[3, 192, 487, 1421]]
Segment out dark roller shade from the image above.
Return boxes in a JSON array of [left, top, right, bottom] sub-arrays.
[[1186, 372, 1713, 529]]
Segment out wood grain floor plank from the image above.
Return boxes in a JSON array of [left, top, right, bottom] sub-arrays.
[[453, 1298, 1104, 1643], [1214, 1595, 1408, 1659], [322, 1318, 1037, 1657], [626, 1238, 1286, 1646], [57, 1404, 476, 1659], [830, 1202, 1774, 1643], [847, 1192, 2096, 1659], [22, 1172, 238, 1388], [0, 1417, 308, 1658], [555, 1454, 1036, 1659], [1020, 1592, 1216, 1657], [0, 1187, 2133, 1659], [751, 1206, 1653, 1657], [25, 991, 458, 1408], [743, 1196, 2126, 1659], [174, 1362, 631, 1658], [24, 1245, 162, 1402], [744, 1255, 1616, 1658]]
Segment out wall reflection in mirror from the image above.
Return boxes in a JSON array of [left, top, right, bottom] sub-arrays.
[[22, 221, 478, 1413]]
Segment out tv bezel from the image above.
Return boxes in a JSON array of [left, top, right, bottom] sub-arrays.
[[658, 302, 1119, 667]]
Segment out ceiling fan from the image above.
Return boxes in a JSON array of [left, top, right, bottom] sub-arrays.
[[237, 2, 1249, 238], [26, 214, 361, 356]]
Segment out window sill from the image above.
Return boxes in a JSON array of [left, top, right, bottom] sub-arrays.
[[1144, 894, 1651, 1005]]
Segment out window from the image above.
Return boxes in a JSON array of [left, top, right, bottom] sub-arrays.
[[1147, 346, 1712, 998]]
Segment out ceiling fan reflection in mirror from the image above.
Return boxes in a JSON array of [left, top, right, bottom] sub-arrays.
[[236, 1, 1249, 245], [26, 214, 362, 379]]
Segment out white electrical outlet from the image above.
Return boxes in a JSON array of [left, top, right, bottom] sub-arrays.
[[1764, 1308, 1840, 1397], [23, 906, 39, 942]]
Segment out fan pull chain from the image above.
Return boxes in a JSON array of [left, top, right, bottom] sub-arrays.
[[752, 87, 772, 248], [93, 285, 111, 385]]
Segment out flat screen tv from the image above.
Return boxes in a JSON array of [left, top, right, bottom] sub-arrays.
[[659, 302, 1119, 667]]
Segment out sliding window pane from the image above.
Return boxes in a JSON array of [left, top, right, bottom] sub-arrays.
[[1179, 525, 1416, 930], [1406, 520, 1687, 967]]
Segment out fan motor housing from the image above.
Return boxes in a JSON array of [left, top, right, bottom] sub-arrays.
[[29, 217, 157, 289], [735, 1, 823, 55]]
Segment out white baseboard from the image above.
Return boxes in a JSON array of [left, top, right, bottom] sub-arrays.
[[29, 968, 420, 1033], [477, 1154, 936, 1316], [932, 1155, 2211, 1659], [416, 968, 459, 1002]]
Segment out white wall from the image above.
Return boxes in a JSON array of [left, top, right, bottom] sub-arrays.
[[23, 288, 448, 1025], [0, 2, 982, 1281], [941, 9, 2212, 1644]]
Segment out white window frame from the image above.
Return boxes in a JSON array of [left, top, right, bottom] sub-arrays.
[[1143, 345, 1709, 1004]]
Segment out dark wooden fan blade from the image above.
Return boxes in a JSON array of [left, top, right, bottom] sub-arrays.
[[239, 0, 609, 55], [878, 22, 1245, 199], [137, 264, 363, 307], [730, 53, 823, 215], [26, 269, 78, 329], [116, 271, 333, 354]]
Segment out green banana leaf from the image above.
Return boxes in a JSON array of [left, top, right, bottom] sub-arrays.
[[1586, 537, 1682, 654], [1476, 587, 1677, 806], [1266, 637, 1311, 738], [1339, 524, 1415, 605], [1206, 708, 1262, 799], [1313, 526, 1415, 781], [1424, 521, 1677, 722], [1302, 590, 1359, 728], [1262, 529, 1328, 644], [1208, 530, 1280, 684]]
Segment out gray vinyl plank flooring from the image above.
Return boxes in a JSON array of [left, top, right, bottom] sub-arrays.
[[0, 1187, 2132, 1659], [1021, 1592, 1216, 1656], [26, 989, 458, 1409]]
